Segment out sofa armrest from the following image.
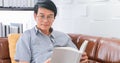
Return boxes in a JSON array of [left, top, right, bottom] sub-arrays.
[[0, 38, 10, 59]]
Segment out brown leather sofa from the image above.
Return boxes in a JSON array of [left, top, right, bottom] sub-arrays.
[[0, 37, 11, 63], [0, 33, 120, 63]]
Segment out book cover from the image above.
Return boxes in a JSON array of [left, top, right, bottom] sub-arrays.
[[51, 40, 89, 63]]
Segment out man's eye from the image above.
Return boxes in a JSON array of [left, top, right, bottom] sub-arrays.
[[39, 16, 44, 18], [48, 16, 54, 18]]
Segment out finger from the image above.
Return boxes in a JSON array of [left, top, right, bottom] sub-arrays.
[[80, 52, 88, 62], [81, 52, 88, 61], [81, 55, 88, 60], [82, 52, 87, 56], [80, 59, 88, 63]]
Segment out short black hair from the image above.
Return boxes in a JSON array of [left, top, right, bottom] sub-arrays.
[[34, 0, 57, 17]]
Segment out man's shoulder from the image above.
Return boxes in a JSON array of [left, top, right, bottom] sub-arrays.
[[54, 30, 65, 35], [20, 28, 35, 38], [53, 30, 69, 37], [23, 27, 35, 34]]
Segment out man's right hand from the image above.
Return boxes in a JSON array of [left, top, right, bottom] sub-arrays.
[[80, 52, 88, 63]]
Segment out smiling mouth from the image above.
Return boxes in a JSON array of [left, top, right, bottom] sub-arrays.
[[42, 24, 49, 26]]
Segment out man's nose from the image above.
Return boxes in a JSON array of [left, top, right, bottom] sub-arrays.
[[43, 17, 49, 22]]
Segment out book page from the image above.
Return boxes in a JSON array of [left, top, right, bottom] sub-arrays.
[[79, 40, 89, 53], [51, 47, 80, 63]]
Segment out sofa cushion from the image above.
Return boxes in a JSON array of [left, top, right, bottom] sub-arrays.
[[0, 59, 11, 63], [0, 38, 10, 59], [95, 38, 120, 62], [8, 34, 21, 63]]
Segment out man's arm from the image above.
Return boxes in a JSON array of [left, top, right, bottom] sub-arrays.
[[18, 61, 29, 63], [15, 31, 31, 63]]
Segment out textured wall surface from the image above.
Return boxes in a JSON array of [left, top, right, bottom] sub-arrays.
[[52, 0, 120, 38]]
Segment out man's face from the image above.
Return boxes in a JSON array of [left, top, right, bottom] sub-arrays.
[[34, 7, 54, 31]]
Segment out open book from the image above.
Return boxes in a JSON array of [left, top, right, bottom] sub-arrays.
[[51, 40, 89, 63]]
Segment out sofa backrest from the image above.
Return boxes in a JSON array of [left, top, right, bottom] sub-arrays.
[[95, 38, 120, 62], [68, 33, 120, 63], [68, 33, 101, 62]]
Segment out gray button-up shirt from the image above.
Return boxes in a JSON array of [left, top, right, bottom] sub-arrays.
[[15, 26, 77, 63]]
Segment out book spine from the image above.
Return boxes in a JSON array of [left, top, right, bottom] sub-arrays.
[[10, 26, 19, 34], [30, 0, 34, 7], [0, 23, 3, 37], [10, 23, 23, 34], [4, 0, 9, 7], [0, 23, 23, 37], [2, 24, 5, 37], [19, 24, 23, 33], [5, 25, 10, 37], [0, 0, 3, 7]]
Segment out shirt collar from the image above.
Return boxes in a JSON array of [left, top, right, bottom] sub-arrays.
[[34, 26, 41, 34], [34, 26, 55, 38]]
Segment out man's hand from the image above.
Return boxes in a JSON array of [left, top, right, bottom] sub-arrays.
[[80, 52, 88, 63]]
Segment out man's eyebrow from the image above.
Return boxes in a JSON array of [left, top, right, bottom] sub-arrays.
[[49, 14, 54, 16], [39, 13, 54, 16], [39, 13, 44, 15]]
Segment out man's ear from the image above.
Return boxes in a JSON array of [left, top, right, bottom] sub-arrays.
[[34, 13, 37, 21]]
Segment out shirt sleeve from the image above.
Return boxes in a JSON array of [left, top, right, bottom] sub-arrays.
[[65, 34, 78, 49], [14, 30, 31, 62]]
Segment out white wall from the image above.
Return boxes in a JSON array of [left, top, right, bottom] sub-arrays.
[[52, 0, 120, 38], [1, 0, 120, 38]]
